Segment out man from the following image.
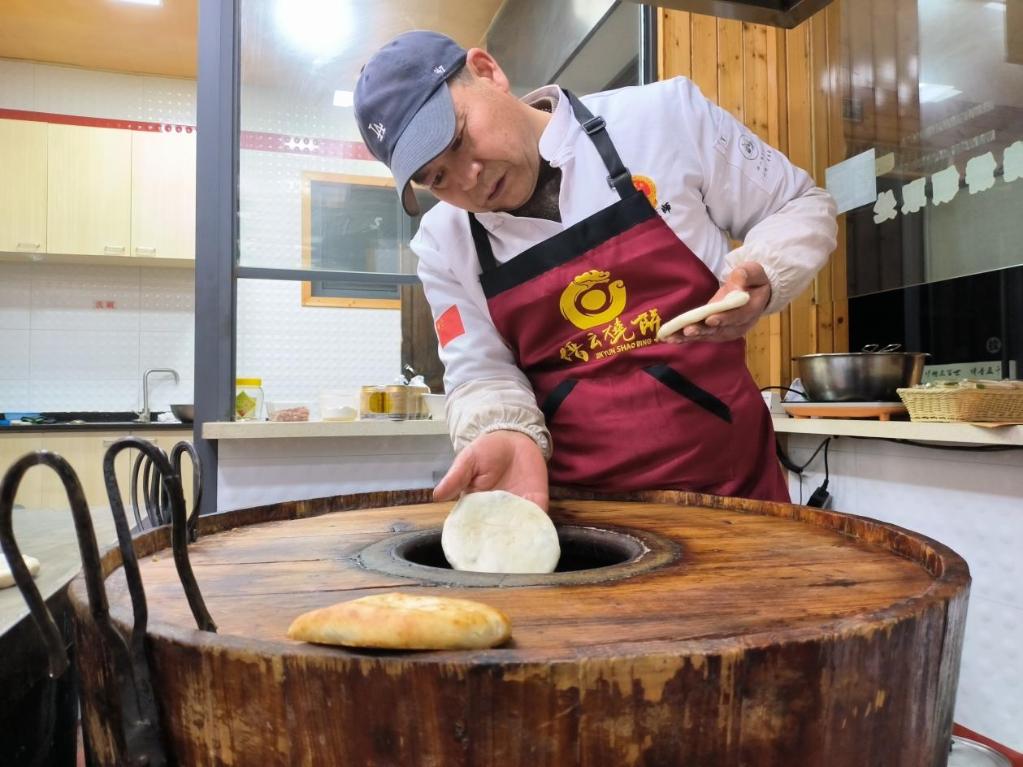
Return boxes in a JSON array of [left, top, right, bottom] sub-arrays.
[[354, 31, 837, 511]]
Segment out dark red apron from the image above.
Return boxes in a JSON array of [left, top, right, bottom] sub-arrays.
[[469, 92, 788, 502]]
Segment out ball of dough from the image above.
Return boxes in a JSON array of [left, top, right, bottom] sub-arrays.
[[287, 592, 511, 650], [442, 490, 560, 574], [0, 554, 40, 589]]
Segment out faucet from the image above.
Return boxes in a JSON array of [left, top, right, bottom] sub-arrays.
[[137, 368, 180, 423]]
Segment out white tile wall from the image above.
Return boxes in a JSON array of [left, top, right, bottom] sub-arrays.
[[237, 279, 400, 409], [784, 433, 1023, 751], [34, 65, 144, 120], [0, 262, 192, 412], [0, 262, 32, 329], [0, 59, 36, 110], [0, 59, 402, 414]]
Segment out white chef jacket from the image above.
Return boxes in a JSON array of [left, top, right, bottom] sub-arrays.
[[411, 77, 837, 458]]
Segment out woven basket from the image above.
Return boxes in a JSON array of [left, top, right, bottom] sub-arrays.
[[897, 386, 1023, 423]]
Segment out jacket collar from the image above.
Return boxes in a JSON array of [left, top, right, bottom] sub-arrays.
[[475, 85, 576, 229]]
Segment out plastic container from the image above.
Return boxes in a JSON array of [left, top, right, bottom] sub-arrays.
[[266, 401, 311, 423], [235, 378, 264, 421], [422, 393, 446, 420], [319, 390, 359, 422], [406, 376, 431, 420]]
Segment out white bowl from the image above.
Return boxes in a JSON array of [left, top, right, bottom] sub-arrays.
[[422, 393, 446, 420], [319, 390, 358, 422]]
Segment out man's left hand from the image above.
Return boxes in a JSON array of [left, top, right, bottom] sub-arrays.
[[667, 263, 772, 344]]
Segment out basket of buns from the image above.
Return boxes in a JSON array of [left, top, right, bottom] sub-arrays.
[[897, 379, 1023, 423]]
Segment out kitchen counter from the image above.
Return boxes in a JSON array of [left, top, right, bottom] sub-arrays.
[[204, 419, 454, 513], [2, 421, 191, 432], [202, 418, 447, 440], [1, 507, 118, 638], [771, 415, 1023, 445]]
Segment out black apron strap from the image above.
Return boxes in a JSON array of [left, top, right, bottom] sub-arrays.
[[469, 212, 498, 273], [563, 89, 635, 200]]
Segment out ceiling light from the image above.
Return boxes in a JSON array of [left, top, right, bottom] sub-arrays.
[[118, 0, 163, 5], [275, 0, 351, 59], [333, 90, 354, 108], [918, 83, 962, 104], [983, 1, 1006, 9]]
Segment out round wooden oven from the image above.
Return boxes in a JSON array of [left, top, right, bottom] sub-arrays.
[[71, 489, 969, 766]]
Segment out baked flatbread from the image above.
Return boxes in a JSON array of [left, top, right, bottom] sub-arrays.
[[656, 290, 751, 341], [0, 554, 40, 589], [442, 490, 560, 574], [287, 592, 511, 650]]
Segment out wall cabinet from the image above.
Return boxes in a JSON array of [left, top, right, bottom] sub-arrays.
[[47, 124, 132, 257], [132, 131, 196, 260], [0, 119, 48, 254], [0, 120, 195, 263]]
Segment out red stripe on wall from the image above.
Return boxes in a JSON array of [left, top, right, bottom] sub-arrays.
[[0, 108, 191, 133], [0, 108, 376, 161], [953, 723, 1023, 766]]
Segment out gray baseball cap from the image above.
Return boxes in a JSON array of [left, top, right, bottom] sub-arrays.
[[354, 31, 467, 215]]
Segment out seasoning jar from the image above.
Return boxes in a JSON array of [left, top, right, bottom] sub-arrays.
[[235, 378, 264, 421], [359, 385, 390, 420], [406, 376, 431, 420]]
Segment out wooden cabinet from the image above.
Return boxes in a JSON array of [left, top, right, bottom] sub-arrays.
[[4, 121, 196, 264], [132, 130, 196, 260], [0, 434, 44, 508], [0, 119, 47, 254], [2, 429, 195, 515], [37, 432, 133, 511], [46, 124, 132, 257]]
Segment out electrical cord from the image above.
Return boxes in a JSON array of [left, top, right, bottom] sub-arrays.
[[759, 385, 809, 400], [775, 435, 831, 506]]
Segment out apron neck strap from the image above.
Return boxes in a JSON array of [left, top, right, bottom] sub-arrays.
[[468, 212, 498, 272], [564, 89, 635, 200], [470, 89, 635, 274]]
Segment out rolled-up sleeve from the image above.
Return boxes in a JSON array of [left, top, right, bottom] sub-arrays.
[[678, 77, 838, 313], [412, 224, 553, 458]]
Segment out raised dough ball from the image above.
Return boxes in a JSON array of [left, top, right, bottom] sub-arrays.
[[441, 490, 560, 574], [0, 554, 40, 589]]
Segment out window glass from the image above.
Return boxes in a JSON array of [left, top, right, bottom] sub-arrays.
[[836, 0, 1023, 297]]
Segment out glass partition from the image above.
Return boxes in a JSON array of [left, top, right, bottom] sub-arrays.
[[835, 0, 1023, 297]]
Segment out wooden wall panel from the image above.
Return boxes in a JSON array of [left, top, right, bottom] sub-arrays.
[[784, 22, 817, 382], [690, 14, 719, 97], [826, 1, 849, 353], [810, 13, 833, 354], [658, 9, 692, 79], [659, 5, 849, 388]]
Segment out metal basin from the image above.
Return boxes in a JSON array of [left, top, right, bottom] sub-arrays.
[[170, 404, 194, 423], [794, 351, 928, 402]]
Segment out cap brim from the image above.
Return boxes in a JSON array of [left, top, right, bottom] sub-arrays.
[[391, 83, 456, 216]]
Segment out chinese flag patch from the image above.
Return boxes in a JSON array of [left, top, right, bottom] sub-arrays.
[[435, 305, 465, 348]]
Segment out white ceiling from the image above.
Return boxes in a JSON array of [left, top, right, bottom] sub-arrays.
[[0, 0, 506, 85]]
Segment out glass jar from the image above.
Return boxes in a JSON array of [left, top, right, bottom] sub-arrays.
[[235, 377, 264, 421]]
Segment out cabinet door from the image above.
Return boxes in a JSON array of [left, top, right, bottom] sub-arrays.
[[47, 124, 131, 257], [0, 435, 44, 509], [0, 119, 47, 254], [38, 432, 133, 511], [131, 130, 196, 260]]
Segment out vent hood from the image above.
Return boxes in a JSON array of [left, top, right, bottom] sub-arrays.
[[624, 0, 835, 29]]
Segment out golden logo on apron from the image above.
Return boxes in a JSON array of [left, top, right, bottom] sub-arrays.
[[559, 269, 628, 330]]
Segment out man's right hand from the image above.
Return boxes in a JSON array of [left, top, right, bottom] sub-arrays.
[[433, 430, 550, 512]]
